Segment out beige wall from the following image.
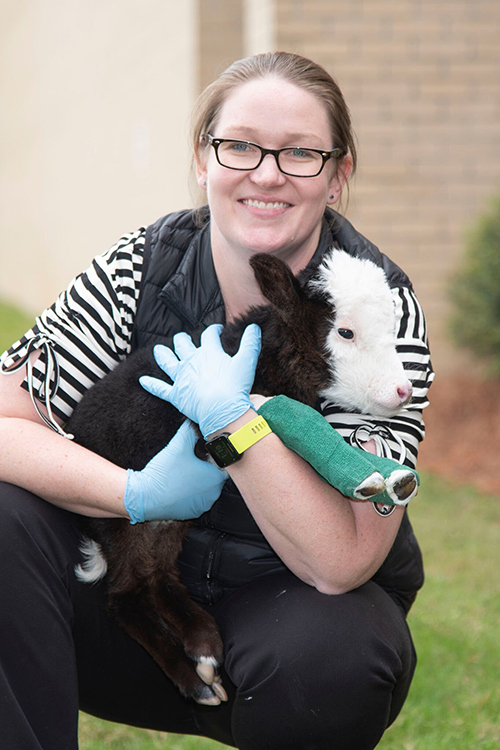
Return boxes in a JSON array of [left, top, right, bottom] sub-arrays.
[[0, 0, 197, 313]]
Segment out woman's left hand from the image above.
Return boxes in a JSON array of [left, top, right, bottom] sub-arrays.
[[140, 323, 262, 438]]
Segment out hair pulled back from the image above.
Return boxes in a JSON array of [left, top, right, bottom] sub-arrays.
[[192, 51, 357, 176]]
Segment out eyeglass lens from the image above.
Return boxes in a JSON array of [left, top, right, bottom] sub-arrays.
[[216, 141, 325, 177]]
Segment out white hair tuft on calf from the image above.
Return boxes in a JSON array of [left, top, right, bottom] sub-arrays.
[[75, 538, 108, 583]]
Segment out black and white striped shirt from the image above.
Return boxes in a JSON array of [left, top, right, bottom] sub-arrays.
[[0, 227, 434, 469]]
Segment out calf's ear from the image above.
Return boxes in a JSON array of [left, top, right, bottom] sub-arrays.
[[250, 254, 304, 318]]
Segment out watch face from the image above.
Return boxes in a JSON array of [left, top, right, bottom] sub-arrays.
[[205, 434, 241, 468]]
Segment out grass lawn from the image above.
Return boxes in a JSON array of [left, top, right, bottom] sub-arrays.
[[1, 302, 499, 748], [0, 300, 34, 352]]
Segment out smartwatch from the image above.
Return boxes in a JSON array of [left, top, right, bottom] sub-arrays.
[[205, 415, 272, 468]]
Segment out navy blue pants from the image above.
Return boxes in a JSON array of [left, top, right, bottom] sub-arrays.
[[0, 482, 417, 750]]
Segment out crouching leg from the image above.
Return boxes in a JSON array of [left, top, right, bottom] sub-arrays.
[[210, 570, 417, 750], [0, 483, 84, 750]]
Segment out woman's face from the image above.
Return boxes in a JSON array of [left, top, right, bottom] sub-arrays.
[[196, 77, 351, 271]]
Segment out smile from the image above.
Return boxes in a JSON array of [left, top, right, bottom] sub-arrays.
[[241, 199, 291, 210]]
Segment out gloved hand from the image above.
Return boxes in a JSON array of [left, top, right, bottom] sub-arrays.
[[124, 420, 227, 524], [140, 323, 262, 438]]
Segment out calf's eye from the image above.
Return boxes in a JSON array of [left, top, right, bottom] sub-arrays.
[[338, 328, 354, 340]]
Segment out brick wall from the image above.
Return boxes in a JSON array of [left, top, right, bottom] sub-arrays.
[[275, 0, 500, 375]]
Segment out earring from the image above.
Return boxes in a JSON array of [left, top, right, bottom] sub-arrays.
[[203, 182, 207, 187], [329, 194, 335, 200]]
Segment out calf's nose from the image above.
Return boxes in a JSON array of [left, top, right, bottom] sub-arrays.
[[397, 382, 413, 406]]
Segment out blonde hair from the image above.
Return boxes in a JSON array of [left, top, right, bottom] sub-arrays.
[[192, 51, 357, 178]]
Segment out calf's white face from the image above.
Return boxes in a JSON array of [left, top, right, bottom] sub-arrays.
[[311, 250, 413, 417]]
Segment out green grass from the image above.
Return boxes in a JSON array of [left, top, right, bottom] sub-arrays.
[[1, 301, 499, 748], [77, 716, 225, 750], [0, 299, 33, 353]]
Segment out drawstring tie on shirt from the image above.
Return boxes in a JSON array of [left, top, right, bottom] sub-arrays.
[[349, 422, 406, 463], [1, 335, 74, 440]]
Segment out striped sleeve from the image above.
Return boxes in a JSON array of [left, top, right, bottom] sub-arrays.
[[320, 285, 434, 470], [0, 227, 147, 424]]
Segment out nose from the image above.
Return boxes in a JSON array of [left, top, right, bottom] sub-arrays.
[[397, 382, 413, 406], [249, 154, 287, 186]]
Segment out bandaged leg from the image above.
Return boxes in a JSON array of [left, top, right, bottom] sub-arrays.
[[257, 395, 418, 506]]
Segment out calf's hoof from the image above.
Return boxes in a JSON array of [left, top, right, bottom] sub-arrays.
[[354, 472, 385, 499], [195, 657, 228, 703], [385, 470, 418, 505], [193, 680, 228, 706]]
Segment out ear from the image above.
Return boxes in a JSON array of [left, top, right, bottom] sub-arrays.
[[195, 151, 208, 190], [250, 254, 304, 318], [327, 154, 353, 205]]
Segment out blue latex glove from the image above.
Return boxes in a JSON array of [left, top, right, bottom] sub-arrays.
[[140, 323, 262, 438], [124, 420, 226, 524]]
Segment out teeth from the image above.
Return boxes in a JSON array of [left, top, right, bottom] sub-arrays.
[[243, 199, 290, 209]]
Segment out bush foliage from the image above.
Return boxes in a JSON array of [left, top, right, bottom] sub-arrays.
[[449, 194, 500, 372]]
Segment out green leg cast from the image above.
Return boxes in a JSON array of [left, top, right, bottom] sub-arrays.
[[257, 395, 419, 506]]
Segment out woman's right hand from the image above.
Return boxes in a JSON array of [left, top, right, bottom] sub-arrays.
[[124, 420, 227, 524]]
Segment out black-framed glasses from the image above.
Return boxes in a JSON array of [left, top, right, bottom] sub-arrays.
[[203, 133, 344, 178]]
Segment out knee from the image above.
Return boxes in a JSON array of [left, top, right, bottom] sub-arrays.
[[0, 482, 82, 575], [0, 481, 56, 540], [221, 578, 415, 749], [226, 579, 410, 688], [0, 482, 39, 552]]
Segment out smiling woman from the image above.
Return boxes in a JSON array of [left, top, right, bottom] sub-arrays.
[[0, 51, 432, 750]]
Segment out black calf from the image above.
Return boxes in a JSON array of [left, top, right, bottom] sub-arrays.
[[68, 253, 335, 704]]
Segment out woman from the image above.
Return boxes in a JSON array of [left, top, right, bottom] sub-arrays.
[[0, 52, 432, 749]]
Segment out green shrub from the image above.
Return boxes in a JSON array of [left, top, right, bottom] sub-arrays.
[[449, 194, 500, 373]]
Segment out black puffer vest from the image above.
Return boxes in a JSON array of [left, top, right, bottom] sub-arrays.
[[132, 207, 424, 614]]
